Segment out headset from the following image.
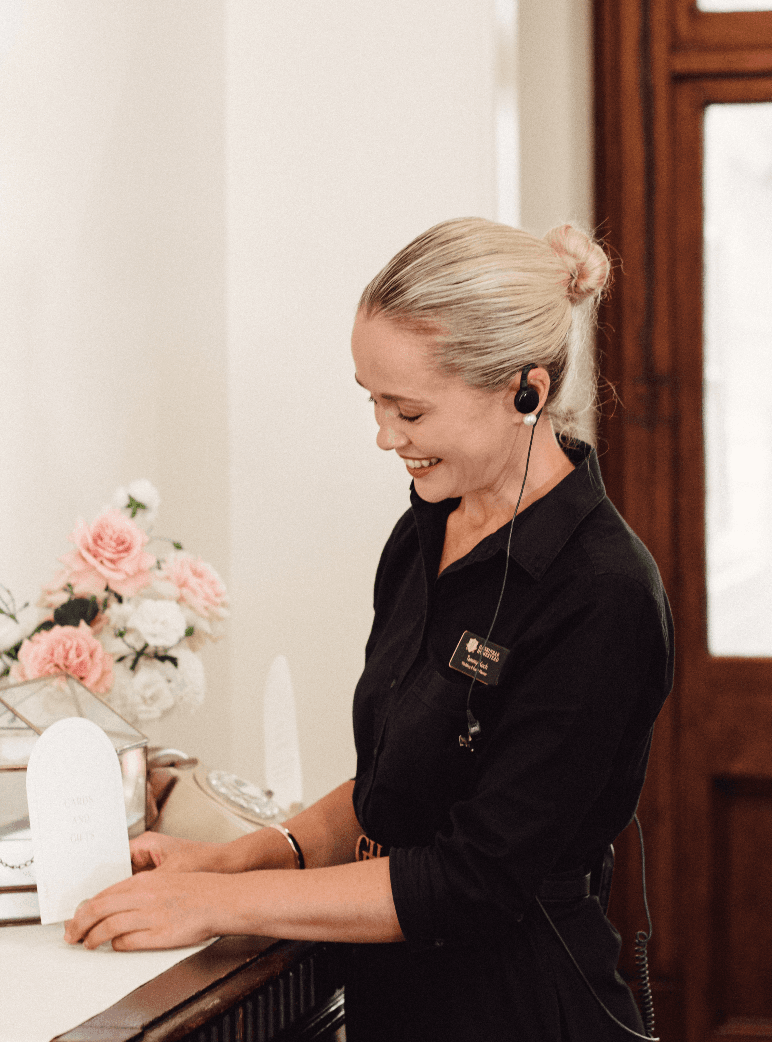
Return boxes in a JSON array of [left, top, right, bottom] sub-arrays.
[[514, 362, 541, 415], [460, 364, 659, 1040]]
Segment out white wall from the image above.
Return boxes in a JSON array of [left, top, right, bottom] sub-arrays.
[[225, 1, 499, 801], [518, 0, 594, 235], [0, 0, 231, 767], [1, 0, 593, 806]]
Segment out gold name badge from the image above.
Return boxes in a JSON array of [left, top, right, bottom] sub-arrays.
[[449, 630, 510, 686]]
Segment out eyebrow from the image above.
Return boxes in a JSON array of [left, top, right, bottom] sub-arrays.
[[354, 374, 425, 405]]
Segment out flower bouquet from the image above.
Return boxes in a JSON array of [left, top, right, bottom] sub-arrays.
[[0, 480, 228, 724]]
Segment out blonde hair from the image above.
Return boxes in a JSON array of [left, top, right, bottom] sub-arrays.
[[357, 218, 611, 445]]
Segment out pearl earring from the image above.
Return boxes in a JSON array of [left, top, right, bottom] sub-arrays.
[[523, 413, 537, 427]]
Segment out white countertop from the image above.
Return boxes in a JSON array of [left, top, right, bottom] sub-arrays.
[[0, 923, 210, 1042]]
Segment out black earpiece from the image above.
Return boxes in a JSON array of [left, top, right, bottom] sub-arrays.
[[514, 363, 540, 415]]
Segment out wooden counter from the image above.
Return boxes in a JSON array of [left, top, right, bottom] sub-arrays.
[[51, 935, 344, 1042]]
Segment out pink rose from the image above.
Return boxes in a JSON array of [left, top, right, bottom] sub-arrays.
[[57, 509, 155, 598], [159, 552, 228, 619], [11, 621, 113, 694]]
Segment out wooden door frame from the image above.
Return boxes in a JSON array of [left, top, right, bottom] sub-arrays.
[[594, 0, 682, 1034], [673, 74, 772, 1042], [594, 1, 772, 1038]]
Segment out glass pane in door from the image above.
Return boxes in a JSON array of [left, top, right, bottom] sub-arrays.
[[703, 102, 772, 655], [697, 1, 772, 9]]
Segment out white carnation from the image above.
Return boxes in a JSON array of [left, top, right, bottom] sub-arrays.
[[0, 605, 43, 653], [177, 605, 224, 651], [0, 615, 22, 654], [105, 598, 135, 631], [164, 646, 206, 710], [127, 599, 187, 648], [111, 479, 161, 530], [147, 576, 179, 601], [129, 664, 176, 721], [103, 662, 131, 718]]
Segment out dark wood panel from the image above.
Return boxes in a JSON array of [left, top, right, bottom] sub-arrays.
[[710, 777, 772, 1025], [674, 1, 772, 52]]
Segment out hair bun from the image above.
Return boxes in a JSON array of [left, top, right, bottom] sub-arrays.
[[545, 224, 610, 304]]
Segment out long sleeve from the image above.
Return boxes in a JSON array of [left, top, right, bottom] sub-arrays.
[[388, 568, 673, 947]]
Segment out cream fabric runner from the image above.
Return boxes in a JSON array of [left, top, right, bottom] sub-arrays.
[[0, 923, 211, 1042]]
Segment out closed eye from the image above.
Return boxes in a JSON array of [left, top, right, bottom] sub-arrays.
[[368, 395, 423, 423]]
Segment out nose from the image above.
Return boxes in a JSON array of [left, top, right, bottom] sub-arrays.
[[374, 405, 410, 451]]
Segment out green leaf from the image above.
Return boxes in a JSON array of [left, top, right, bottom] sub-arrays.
[[130, 643, 149, 671], [127, 495, 147, 518]]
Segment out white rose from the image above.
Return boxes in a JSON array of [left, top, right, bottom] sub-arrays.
[[127, 599, 187, 648], [111, 479, 161, 530]]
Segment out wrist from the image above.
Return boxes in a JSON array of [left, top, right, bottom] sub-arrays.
[[219, 826, 303, 873], [266, 824, 305, 870], [194, 840, 242, 873]]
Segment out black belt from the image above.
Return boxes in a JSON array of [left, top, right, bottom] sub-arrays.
[[537, 870, 592, 902]]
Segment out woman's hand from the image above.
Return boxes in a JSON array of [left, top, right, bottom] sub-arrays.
[[64, 858, 403, 950], [63, 870, 232, 951], [129, 832, 228, 874]]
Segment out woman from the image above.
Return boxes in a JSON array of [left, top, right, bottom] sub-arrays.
[[66, 219, 674, 1041]]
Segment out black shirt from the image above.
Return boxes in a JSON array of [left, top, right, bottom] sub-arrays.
[[346, 443, 674, 1041]]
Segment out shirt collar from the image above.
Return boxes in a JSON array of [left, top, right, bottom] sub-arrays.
[[409, 441, 606, 582]]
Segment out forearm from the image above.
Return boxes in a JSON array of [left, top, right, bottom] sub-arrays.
[[215, 780, 361, 873], [65, 844, 404, 951], [216, 856, 404, 944]]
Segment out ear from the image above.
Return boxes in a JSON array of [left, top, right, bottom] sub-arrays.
[[509, 366, 551, 418]]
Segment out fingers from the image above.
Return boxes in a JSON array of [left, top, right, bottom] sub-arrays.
[[128, 833, 198, 874], [63, 871, 219, 951], [130, 849, 156, 872], [79, 912, 148, 951], [129, 833, 183, 873], [64, 881, 139, 948], [129, 833, 165, 871]]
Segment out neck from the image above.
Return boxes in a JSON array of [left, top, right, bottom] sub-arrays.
[[454, 417, 574, 533]]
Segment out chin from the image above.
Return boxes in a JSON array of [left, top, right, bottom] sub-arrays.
[[412, 481, 453, 503]]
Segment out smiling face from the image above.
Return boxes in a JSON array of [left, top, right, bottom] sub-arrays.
[[351, 310, 529, 506]]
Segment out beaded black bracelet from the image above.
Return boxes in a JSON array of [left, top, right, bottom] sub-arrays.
[[268, 823, 305, 869]]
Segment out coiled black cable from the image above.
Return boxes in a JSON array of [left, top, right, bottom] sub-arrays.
[[536, 812, 659, 1040], [632, 814, 656, 1038]]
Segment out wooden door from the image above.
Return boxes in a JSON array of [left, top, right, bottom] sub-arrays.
[[594, 2, 772, 1040]]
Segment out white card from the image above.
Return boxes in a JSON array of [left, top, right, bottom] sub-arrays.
[[263, 655, 303, 811], [26, 717, 132, 925]]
